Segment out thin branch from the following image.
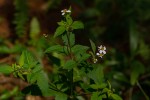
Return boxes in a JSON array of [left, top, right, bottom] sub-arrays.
[[137, 82, 149, 100]]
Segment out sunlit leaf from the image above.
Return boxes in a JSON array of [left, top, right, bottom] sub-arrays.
[[19, 51, 24, 66]]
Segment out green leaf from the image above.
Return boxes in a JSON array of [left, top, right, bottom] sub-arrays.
[[90, 83, 107, 89], [88, 65, 104, 84], [0, 65, 13, 75], [66, 15, 73, 25], [27, 64, 42, 83], [113, 72, 129, 83], [77, 53, 91, 63], [69, 33, 75, 47], [89, 39, 96, 54], [0, 44, 24, 54], [138, 40, 150, 60], [13, 0, 28, 37], [36, 73, 50, 96], [45, 45, 64, 53], [72, 45, 89, 55], [18, 72, 25, 80], [54, 26, 66, 38], [130, 61, 145, 85], [35, 65, 52, 96], [62, 32, 75, 47], [57, 21, 66, 26], [22, 50, 37, 66], [30, 17, 40, 39], [0, 46, 12, 54], [47, 54, 61, 66], [19, 51, 25, 66], [73, 68, 86, 82], [91, 92, 102, 100], [63, 60, 76, 70], [130, 21, 139, 54], [76, 96, 85, 100], [72, 45, 90, 62], [111, 94, 122, 100], [55, 92, 68, 100], [102, 88, 109, 93], [0, 87, 18, 100], [72, 21, 84, 29]]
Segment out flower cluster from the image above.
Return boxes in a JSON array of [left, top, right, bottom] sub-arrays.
[[96, 45, 106, 58], [92, 45, 106, 63], [61, 9, 71, 15]]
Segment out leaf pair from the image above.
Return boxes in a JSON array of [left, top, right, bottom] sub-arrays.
[[54, 20, 84, 38]]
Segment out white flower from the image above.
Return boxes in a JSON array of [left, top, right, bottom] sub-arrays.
[[96, 52, 104, 58], [98, 45, 106, 54], [93, 58, 98, 63], [43, 34, 48, 37], [96, 45, 106, 58], [61, 9, 71, 15]]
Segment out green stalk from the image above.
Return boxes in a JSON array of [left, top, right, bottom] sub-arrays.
[[137, 82, 149, 100], [66, 31, 74, 99]]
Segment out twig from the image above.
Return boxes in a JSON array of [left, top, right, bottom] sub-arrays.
[[137, 82, 149, 100]]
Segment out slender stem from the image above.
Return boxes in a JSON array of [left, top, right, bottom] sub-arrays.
[[66, 31, 74, 99], [137, 82, 149, 100], [129, 87, 133, 100], [70, 69, 73, 99]]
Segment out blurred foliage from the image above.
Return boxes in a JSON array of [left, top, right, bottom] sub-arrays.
[[79, 0, 150, 99], [13, 0, 28, 37]]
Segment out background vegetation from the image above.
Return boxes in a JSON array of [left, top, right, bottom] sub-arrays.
[[0, 0, 150, 100]]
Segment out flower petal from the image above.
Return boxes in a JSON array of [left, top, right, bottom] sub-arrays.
[[103, 50, 106, 54], [96, 53, 100, 56], [62, 13, 65, 15], [98, 45, 102, 49], [103, 46, 106, 50], [66, 10, 71, 12], [99, 50, 103, 53]]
